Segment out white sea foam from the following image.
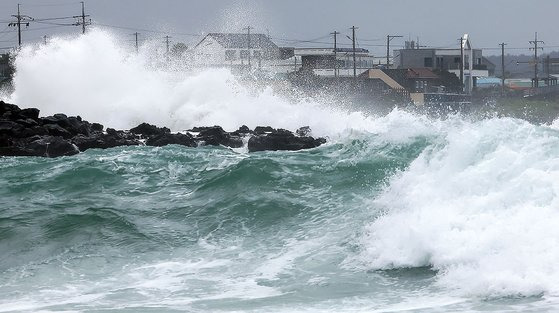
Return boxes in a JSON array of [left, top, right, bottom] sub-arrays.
[[4, 29, 388, 137], [356, 116, 559, 297]]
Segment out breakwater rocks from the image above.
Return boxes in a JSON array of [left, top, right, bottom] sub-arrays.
[[0, 101, 326, 157]]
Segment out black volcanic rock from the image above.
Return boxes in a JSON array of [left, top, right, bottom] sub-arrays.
[[232, 125, 252, 135], [197, 126, 243, 148], [0, 120, 24, 136], [130, 122, 170, 137], [254, 126, 275, 134], [0, 135, 79, 157], [146, 132, 197, 147], [91, 122, 104, 132], [248, 129, 326, 152], [27, 136, 79, 157], [19, 108, 40, 120], [16, 118, 39, 127], [0, 102, 327, 157], [20, 126, 48, 138], [296, 126, 311, 137], [44, 124, 73, 139], [72, 131, 141, 151], [0, 101, 21, 116]]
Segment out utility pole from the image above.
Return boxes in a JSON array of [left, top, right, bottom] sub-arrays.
[[351, 26, 358, 79], [258, 35, 262, 69], [73, 1, 90, 34], [243, 26, 252, 70], [331, 31, 339, 77], [546, 55, 551, 84], [500, 42, 507, 93], [134, 32, 139, 53], [529, 32, 544, 88], [459, 37, 464, 91], [165, 35, 171, 54], [164, 35, 171, 62], [9, 4, 33, 48], [386, 35, 403, 68]]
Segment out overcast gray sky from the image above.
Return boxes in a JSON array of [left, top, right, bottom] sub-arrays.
[[0, 0, 557, 56]]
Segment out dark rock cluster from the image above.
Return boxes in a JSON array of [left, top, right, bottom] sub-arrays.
[[0, 101, 326, 157]]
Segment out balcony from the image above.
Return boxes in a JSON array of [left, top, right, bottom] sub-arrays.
[[442, 63, 487, 71]]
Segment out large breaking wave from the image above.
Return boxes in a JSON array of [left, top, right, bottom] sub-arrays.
[[354, 116, 559, 298], [2, 28, 559, 311]]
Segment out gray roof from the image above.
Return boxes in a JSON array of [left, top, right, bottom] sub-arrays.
[[199, 33, 278, 50]]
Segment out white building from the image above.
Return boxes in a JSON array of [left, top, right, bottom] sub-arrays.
[[273, 47, 378, 77], [192, 33, 281, 70], [394, 34, 494, 93]]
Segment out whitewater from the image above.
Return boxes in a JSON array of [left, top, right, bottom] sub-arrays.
[[2, 29, 559, 312]]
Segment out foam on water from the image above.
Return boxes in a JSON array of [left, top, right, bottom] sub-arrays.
[[356, 117, 559, 297]]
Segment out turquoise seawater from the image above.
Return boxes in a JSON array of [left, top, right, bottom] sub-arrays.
[[2, 117, 559, 312]]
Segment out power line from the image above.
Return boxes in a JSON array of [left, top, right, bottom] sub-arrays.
[[33, 16, 75, 22], [14, 2, 81, 8], [93, 22, 201, 37], [34, 21, 76, 26]]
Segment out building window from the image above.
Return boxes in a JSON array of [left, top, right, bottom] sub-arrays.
[[240, 50, 249, 59], [253, 50, 261, 59], [454, 57, 461, 63], [225, 50, 236, 61], [424, 57, 433, 67], [436, 57, 443, 69]]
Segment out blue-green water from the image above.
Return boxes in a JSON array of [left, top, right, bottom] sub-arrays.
[[2, 115, 559, 312]]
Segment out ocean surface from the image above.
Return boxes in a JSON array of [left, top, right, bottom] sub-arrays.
[[2, 30, 559, 312]]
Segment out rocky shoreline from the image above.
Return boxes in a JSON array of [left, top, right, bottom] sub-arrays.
[[0, 101, 326, 157]]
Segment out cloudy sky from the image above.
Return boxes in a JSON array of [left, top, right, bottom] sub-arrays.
[[0, 0, 557, 56]]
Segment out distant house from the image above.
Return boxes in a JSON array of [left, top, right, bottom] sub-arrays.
[[192, 33, 280, 69], [394, 34, 495, 93], [297, 47, 376, 77], [360, 67, 469, 105], [272, 47, 377, 77], [382, 68, 442, 93]]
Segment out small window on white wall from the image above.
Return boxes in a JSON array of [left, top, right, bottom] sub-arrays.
[[225, 50, 236, 61]]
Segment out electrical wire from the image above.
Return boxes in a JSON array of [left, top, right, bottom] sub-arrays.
[[93, 22, 201, 37], [34, 20, 76, 27]]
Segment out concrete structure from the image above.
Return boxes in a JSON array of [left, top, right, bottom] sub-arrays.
[[360, 68, 470, 106], [274, 47, 377, 77], [0, 54, 12, 85], [192, 33, 281, 69], [394, 34, 495, 93]]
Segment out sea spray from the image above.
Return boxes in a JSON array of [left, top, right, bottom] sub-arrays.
[[6, 29, 377, 136]]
